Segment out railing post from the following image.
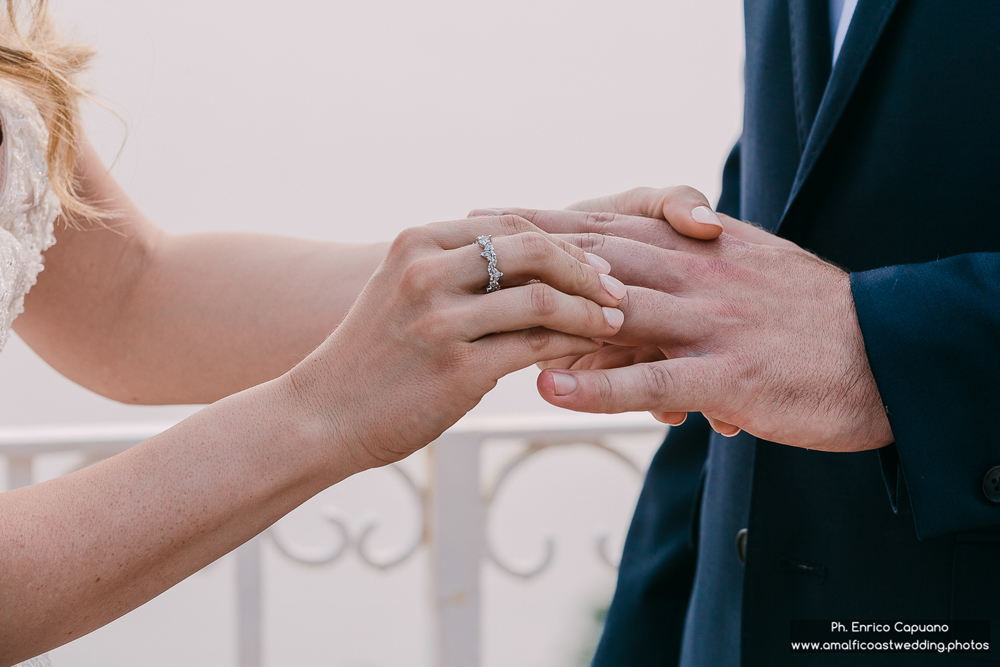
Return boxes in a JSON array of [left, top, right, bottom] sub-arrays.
[[7, 454, 32, 490], [429, 435, 483, 667], [236, 535, 263, 667]]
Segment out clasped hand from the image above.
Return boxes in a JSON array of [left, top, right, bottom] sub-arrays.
[[286, 215, 626, 471], [474, 186, 894, 452]]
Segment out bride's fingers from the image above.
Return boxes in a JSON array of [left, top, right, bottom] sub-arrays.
[[433, 215, 594, 264], [537, 346, 634, 372], [449, 233, 622, 307], [424, 213, 533, 248], [476, 328, 604, 377], [570, 344, 667, 370], [537, 355, 585, 370], [460, 283, 623, 341]]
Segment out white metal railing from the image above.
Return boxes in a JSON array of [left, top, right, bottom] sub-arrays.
[[0, 413, 665, 667]]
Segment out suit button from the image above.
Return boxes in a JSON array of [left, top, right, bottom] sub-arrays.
[[736, 528, 748, 565], [984, 466, 1000, 503]]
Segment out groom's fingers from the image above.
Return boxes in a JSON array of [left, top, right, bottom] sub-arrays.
[[705, 415, 742, 437], [466, 206, 798, 254], [539, 344, 667, 372], [535, 357, 730, 415], [552, 235, 695, 292], [470, 208, 712, 254], [652, 411, 689, 426], [610, 286, 708, 348], [567, 186, 726, 241]]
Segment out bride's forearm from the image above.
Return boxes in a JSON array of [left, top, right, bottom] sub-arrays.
[[112, 231, 388, 403], [15, 140, 388, 404], [1, 210, 625, 665], [0, 374, 353, 666]]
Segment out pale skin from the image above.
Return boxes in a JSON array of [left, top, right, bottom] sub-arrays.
[[472, 185, 895, 452], [0, 145, 627, 665], [15, 141, 389, 404]]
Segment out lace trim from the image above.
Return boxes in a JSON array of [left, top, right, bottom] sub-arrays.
[[15, 656, 53, 667], [0, 79, 61, 353]]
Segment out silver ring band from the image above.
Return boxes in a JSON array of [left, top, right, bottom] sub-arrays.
[[475, 235, 503, 292]]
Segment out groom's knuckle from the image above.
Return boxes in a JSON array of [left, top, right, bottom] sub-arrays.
[[690, 253, 740, 285], [594, 372, 617, 404], [521, 327, 552, 354], [643, 363, 676, 399], [707, 295, 745, 324], [578, 232, 607, 255], [717, 233, 752, 253], [725, 351, 754, 386], [584, 211, 616, 231]]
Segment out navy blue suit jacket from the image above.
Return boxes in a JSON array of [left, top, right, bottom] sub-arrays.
[[592, 1, 1000, 665]]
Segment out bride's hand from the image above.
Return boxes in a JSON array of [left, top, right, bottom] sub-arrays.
[[284, 215, 627, 470]]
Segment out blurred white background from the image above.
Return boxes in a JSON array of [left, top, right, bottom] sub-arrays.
[[1, 0, 744, 665]]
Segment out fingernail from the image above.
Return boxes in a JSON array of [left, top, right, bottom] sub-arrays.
[[712, 423, 742, 437], [600, 274, 627, 300], [585, 252, 612, 274], [602, 307, 624, 328], [653, 413, 687, 426], [691, 206, 724, 229], [469, 208, 503, 217], [551, 371, 577, 396]]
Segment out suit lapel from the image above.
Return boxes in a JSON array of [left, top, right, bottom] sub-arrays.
[[775, 0, 902, 232]]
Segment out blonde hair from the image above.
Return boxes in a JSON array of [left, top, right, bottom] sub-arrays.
[[0, 0, 99, 222]]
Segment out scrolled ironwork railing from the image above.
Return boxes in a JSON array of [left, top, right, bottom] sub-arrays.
[[0, 412, 664, 667]]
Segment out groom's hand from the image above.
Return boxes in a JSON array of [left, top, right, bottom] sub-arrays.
[[470, 186, 799, 434], [471, 191, 894, 452], [559, 233, 892, 451]]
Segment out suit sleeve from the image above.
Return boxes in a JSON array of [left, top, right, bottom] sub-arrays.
[[850, 252, 1000, 539]]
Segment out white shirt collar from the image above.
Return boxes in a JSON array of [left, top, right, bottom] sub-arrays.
[[831, 0, 860, 65]]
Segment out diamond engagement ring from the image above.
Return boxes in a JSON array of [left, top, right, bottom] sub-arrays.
[[475, 235, 503, 293]]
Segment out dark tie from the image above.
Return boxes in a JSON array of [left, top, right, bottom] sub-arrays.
[[787, 0, 833, 152]]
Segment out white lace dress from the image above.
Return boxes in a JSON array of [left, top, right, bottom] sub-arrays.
[[0, 79, 65, 667], [16, 659, 53, 667]]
